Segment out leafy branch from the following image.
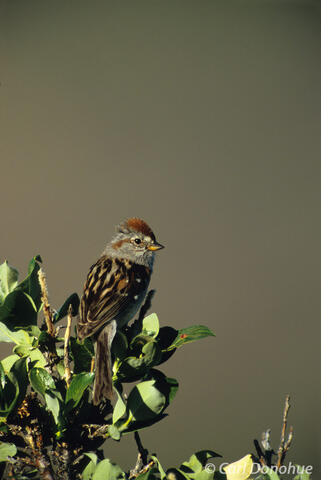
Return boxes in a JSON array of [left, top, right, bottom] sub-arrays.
[[0, 256, 215, 479], [0, 256, 311, 480], [253, 395, 294, 470]]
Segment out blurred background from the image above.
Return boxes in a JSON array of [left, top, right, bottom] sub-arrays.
[[0, 0, 320, 475]]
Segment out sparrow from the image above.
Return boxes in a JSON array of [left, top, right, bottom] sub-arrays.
[[77, 218, 164, 405]]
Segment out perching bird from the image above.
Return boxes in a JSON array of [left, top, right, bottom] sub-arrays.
[[77, 218, 164, 405]]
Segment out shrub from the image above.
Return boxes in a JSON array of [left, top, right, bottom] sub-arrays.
[[0, 257, 312, 480]]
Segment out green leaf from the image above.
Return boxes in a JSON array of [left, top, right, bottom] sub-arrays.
[[1, 355, 20, 373], [120, 413, 168, 435], [27, 325, 41, 338], [0, 261, 18, 305], [85, 452, 98, 463], [195, 472, 216, 480], [29, 368, 62, 422], [27, 348, 46, 368], [125, 370, 177, 426], [166, 376, 179, 404], [54, 293, 80, 323], [16, 255, 42, 311], [181, 451, 221, 475], [45, 392, 60, 423], [70, 337, 94, 374], [128, 379, 166, 421], [150, 455, 167, 479], [0, 364, 5, 389], [112, 331, 128, 361], [166, 469, 191, 480], [56, 360, 66, 378], [0, 441, 17, 462], [92, 459, 125, 480], [38, 331, 52, 346], [112, 389, 127, 424], [82, 452, 98, 480], [119, 370, 178, 433], [65, 372, 94, 411], [142, 313, 159, 338], [10, 357, 28, 408], [294, 466, 312, 480], [169, 325, 215, 350], [148, 369, 178, 405], [108, 424, 121, 441], [142, 340, 161, 365], [0, 257, 41, 329], [0, 290, 38, 329], [257, 467, 281, 480], [116, 337, 161, 382], [136, 468, 159, 480], [0, 322, 32, 345], [155, 326, 178, 365], [0, 372, 19, 417], [13, 345, 46, 368], [29, 367, 55, 397], [125, 370, 178, 424]]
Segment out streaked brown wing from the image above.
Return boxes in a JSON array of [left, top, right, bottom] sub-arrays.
[[78, 256, 147, 340]]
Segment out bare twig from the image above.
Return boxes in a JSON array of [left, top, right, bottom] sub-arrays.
[[24, 426, 54, 480], [134, 431, 148, 465], [261, 429, 272, 452], [90, 357, 95, 373], [253, 439, 266, 466], [128, 433, 152, 478], [284, 425, 293, 450], [38, 268, 55, 336], [56, 442, 71, 480], [129, 453, 143, 479], [129, 460, 154, 479], [82, 424, 110, 439], [38, 268, 61, 375], [64, 305, 73, 387], [277, 395, 292, 468], [253, 396, 294, 469], [261, 429, 273, 466], [282, 425, 294, 462]]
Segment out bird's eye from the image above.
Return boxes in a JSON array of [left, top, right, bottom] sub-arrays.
[[134, 238, 142, 245]]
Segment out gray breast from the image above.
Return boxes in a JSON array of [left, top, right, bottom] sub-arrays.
[[116, 286, 148, 328], [115, 264, 150, 328]]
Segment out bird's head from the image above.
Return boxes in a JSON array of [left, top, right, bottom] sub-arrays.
[[105, 218, 164, 268]]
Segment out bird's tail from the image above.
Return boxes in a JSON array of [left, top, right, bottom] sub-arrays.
[[93, 320, 117, 405]]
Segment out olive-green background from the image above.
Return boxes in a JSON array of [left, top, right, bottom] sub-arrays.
[[1, 0, 320, 475]]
